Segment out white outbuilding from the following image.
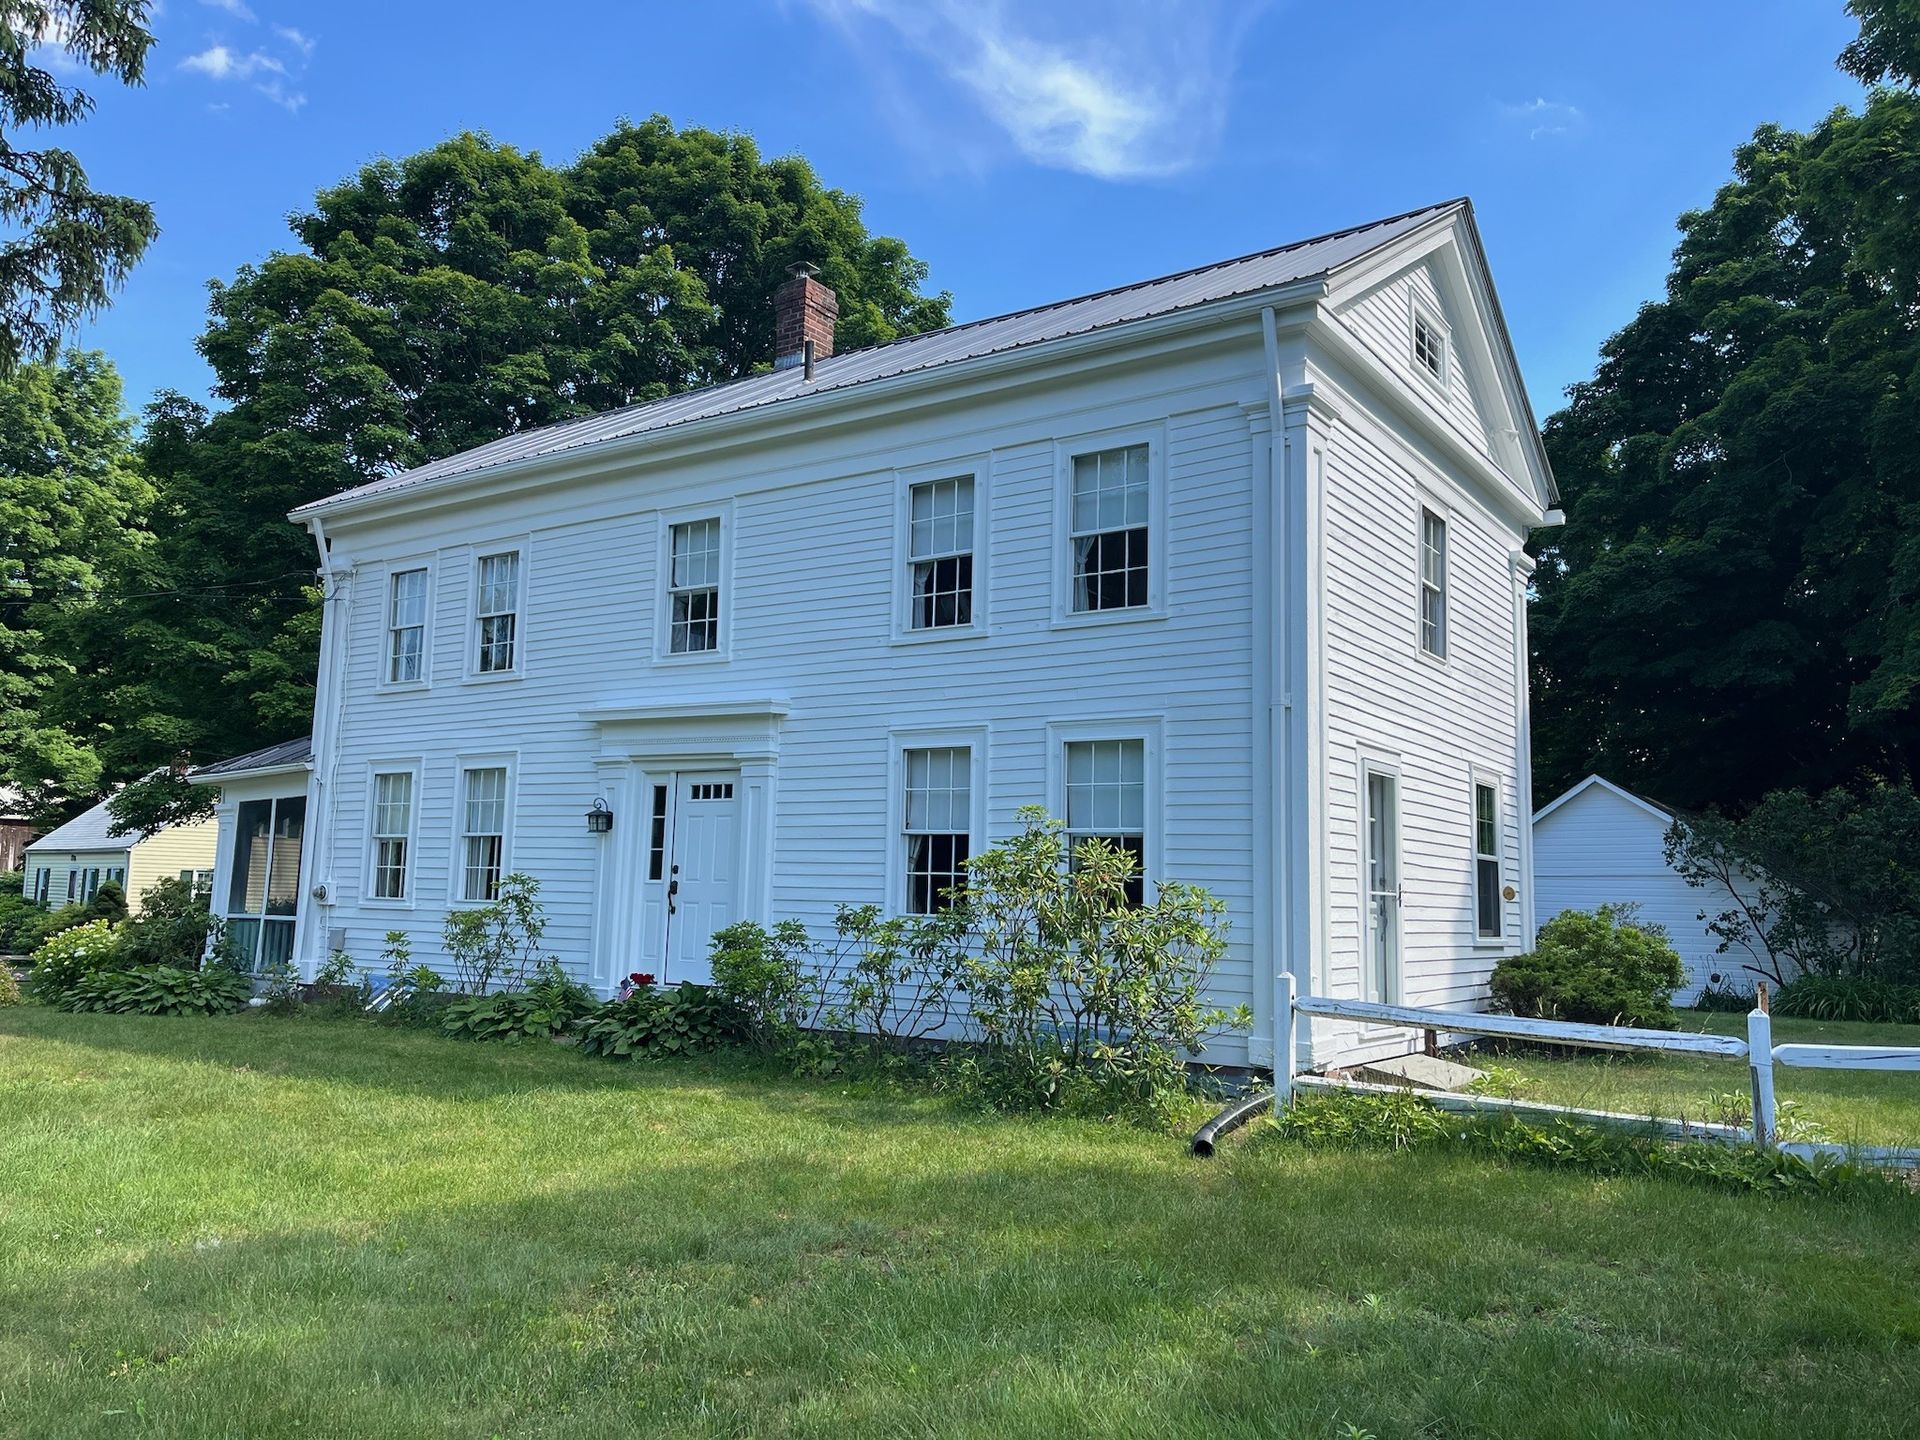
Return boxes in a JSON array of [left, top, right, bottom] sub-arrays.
[[1531, 774, 1764, 1000]]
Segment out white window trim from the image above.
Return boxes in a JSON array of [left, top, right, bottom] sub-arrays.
[[449, 752, 519, 907], [1471, 767, 1507, 948], [1415, 495, 1450, 667], [891, 456, 990, 644], [1051, 423, 1168, 629], [1356, 748, 1405, 1007], [884, 726, 989, 916], [377, 557, 435, 692], [1045, 717, 1163, 903], [654, 500, 735, 664], [1409, 295, 1451, 394], [362, 760, 423, 909], [463, 541, 529, 683]]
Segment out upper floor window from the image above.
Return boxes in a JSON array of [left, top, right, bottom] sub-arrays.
[[1413, 312, 1445, 382], [370, 770, 413, 900], [474, 552, 520, 674], [1064, 737, 1146, 906], [388, 568, 428, 683], [1474, 780, 1502, 940], [1070, 444, 1150, 613], [460, 765, 509, 902], [1419, 508, 1448, 660], [668, 518, 722, 654], [903, 745, 971, 913], [908, 476, 974, 630]]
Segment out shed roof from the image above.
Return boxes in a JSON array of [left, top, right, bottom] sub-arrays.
[[25, 795, 141, 853], [190, 734, 313, 782], [293, 199, 1468, 518]]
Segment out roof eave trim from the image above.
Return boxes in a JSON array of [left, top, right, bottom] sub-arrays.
[[289, 275, 1336, 526], [1532, 774, 1674, 826], [187, 761, 314, 786]]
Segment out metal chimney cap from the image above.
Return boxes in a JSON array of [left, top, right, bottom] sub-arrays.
[[786, 260, 821, 280]]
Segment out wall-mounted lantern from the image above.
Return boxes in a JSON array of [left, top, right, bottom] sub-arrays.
[[586, 798, 614, 835]]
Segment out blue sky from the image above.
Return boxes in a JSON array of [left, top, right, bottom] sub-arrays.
[[68, 0, 1867, 422]]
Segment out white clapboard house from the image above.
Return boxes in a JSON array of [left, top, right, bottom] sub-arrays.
[[197, 199, 1561, 1067]]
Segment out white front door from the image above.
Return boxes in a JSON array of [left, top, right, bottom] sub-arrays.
[[1364, 768, 1402, 1005], [663, 772, 742, 985]]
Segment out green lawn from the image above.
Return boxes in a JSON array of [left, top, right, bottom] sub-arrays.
[[1473, 1012, 1920, 1149], [2, 1010, 1917, 1439]]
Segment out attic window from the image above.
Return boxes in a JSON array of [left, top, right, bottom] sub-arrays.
[[1412, 307, 1448, 387]]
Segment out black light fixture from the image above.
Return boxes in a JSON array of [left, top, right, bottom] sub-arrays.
[[585, 798, 614, 835]]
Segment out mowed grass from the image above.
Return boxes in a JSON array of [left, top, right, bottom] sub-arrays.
[[1, 1010, 1917, 1440], [1476, 1012, 1920, 1149]]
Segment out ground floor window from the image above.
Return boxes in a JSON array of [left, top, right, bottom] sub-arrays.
[[32, 868, 48, 904], [1474, 779, 1502, 940], [903, 746, 971, 914], [460, 765, 509, 902], [228, 793, 305, 973], [1063, 737, 1147, 906]]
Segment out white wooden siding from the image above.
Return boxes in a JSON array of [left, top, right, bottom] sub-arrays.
[[1340, 262, 1492, 456], [1533, 784, 1770, 998]]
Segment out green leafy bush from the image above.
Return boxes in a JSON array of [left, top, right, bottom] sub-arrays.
[[440, 961, 595, 1043], [26, 919, 123, 1001], [55, 965, 251, 1017], [709, 919, 822, 1053], [1692, 974, 1758, 1012], [578, 983, 742, 1058], [442, 873, 551, 993], [0, 871, 39, 953], [117, 876, 220, 969], [81, 880, 127, 924], [1774, 975, 1920, 1024], [1272, 1090, 1899, 1199], [1489, 905, 1687, 1029], [17, 903, 88, 955]]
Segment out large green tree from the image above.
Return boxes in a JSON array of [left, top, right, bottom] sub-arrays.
[[1531, 89, 1920, 810], [0, 1, 158, 367], [0, 349, 149, 820], [73, 119, 950, 831]]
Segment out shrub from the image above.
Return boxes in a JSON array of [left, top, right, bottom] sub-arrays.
[[117, 876, 218, 969], [440, 960, 596, 1043], [26, 919, 124, 1002], [442, 873, 551, 994], [578, 983, 743, 1058], [1489, 905, 1687, 1029], [0, 966, 20, 1006], [1272, 1090, 1899, 1200], [815, 904, 967, 1052], [81, 880, 128, 925], [0, 872, 39, 953], [947, 809, 1243, 1124], [18, 903, 88, 954], [709, 919, 822, 1053], [1774, 975, 1920, 1024], [56, 965, 251, 1017], [1692, 973, 1757, 1012]]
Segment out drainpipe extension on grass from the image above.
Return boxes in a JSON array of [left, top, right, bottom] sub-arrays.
[[1190, 1089, 1275, 1158]]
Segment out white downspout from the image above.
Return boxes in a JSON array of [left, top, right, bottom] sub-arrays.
[[1261, 305, 1294, 1075], [304, 515, 350, 980], [1511, 547, 1540, 948]]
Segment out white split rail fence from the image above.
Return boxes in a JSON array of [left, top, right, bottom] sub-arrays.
[[1272, 973, 1920, 1170]]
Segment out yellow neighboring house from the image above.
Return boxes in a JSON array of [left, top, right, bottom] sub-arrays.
[[22, 796, 217, 914]]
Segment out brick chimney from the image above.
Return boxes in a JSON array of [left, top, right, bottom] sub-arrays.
[[772, 261, 838, 374]]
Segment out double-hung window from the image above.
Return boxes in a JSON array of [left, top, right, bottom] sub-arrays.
[[1069, 445, 1150, 613], [1414, 312, 1445, 383], [907, 476, 974, 630], [460, 766, 509, 902], [388, 568, 428, 683], [1474, 780, 1502, 940], [1064, 737, 1147, 906], [474, 552, 520, 674], [32, 868, 48, 904], [668, 518, 722, 654], [1419, 508, 1447, 659], [370, 771, 413, 900], [902, 746, 971, 913]]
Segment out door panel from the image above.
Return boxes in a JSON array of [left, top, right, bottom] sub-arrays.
[[1364, 769, 1402, 1005], [663, 773, 741, 985]]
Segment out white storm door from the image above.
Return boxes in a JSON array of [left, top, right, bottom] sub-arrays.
[[1364, 768, 1402, 1005], [663, 772, 742, 985]]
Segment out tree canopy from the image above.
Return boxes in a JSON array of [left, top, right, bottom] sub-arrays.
[[0, 1, 158, 367], [6, 118, 951, 831], [1530, 88, 1920, 811]]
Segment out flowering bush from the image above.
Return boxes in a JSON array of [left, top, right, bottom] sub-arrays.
[[0, 966, 19, 1007], [26, 919, 124, 1002]]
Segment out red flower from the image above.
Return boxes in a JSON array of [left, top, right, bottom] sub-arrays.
[[633, 972, 656, 988]]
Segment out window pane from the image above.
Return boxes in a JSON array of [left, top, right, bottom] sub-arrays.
[[904, 747, 969, 832], [909, 477, 972, 560], [266, 796, 305, 916], [1071, 445, 1149, 535], [1064, 738, 1146, 841], [391, 569, 428, 627], [906, 832, 969, 914], [228, 799, 272, 915], [671, 519, 721, 588], [1477, 857, 1502, 937], [912, 554, 973, 630], [477, 553, 518, 615]]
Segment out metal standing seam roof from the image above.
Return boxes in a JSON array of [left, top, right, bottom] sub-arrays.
[[294, 199, 1468, 517], [190, 734, 314, 781]]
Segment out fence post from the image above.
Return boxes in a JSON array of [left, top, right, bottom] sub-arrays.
[[1275, 969, 1297, 1109], [1748, 982, 1776, 1150]]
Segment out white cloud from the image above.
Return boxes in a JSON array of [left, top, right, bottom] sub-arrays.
[[274, 25, 316, 57], [199, 0, 257, 20], [1499, 97, 1587, 142], [179, 42, 307, 112], [797, 0, 1263, 181]]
